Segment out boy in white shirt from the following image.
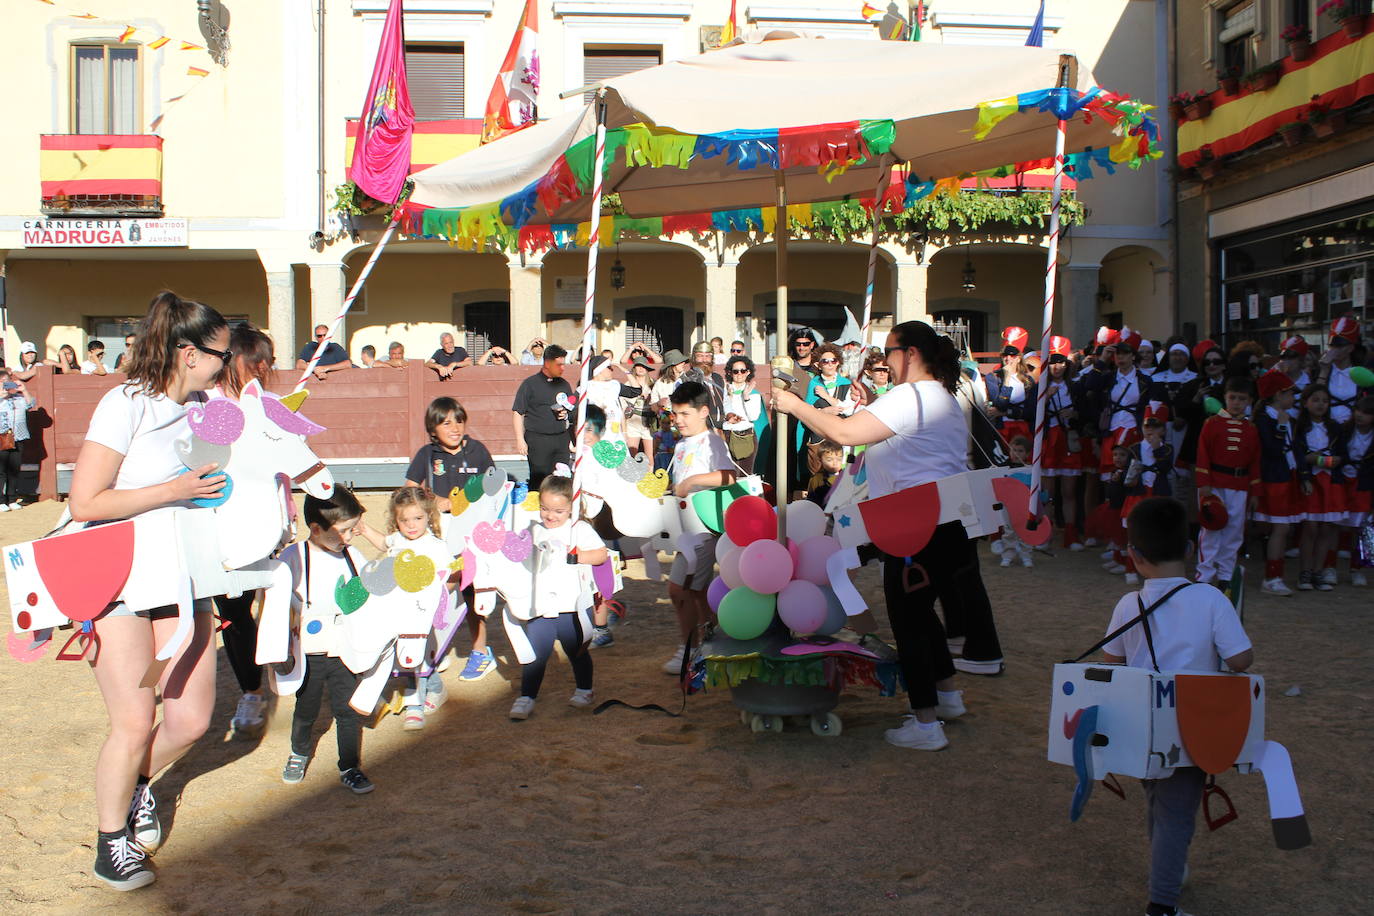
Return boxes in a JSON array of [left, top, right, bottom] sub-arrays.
[[1101, 497, 1253, 916], [276, 488, 377, 794], [662, 381, 736, 674], [81, 339, 109, 375]]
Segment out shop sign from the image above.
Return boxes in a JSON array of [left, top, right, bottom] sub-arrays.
[[21, 218, 188, 248]]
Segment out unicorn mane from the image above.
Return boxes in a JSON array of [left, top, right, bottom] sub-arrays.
[[263, 394, 326, 437]]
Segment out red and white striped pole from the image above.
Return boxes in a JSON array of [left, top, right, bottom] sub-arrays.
[[1027, 113, 1068, 528], [570, 94, 609, 519], [860, 155, 895, 348], [293, 213, 402, 394]]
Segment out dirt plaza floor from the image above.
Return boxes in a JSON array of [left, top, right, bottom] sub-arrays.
[[1, 493, 1370, 914]]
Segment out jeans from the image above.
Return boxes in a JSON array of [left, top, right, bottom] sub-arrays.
[[290, 654, 362, 771], [1143, 766, 1206, 907]]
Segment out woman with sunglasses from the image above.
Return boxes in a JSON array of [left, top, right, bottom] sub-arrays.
[[796, 343, 855, 494], [862, 350, 894, 400], [67, 291, 231, 890], [722, 356, 763, 473], [774, 321, 1003, 751]]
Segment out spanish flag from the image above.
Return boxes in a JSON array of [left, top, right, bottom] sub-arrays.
[[180, 41, 204, 50], [186, 66, 209, 77], [720, 0, 738, 44], [149, 36, 170, 49], [860, 3, 883, 18]]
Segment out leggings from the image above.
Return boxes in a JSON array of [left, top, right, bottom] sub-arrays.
[[214, 591, 262, 693], [519, 614, 593, 699], [290, 654, 362, 771], [883, 522, 1000, 710], [0, 447, 21, 504], [932, 532, 1003, 663]]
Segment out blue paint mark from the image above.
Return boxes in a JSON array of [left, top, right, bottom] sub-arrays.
[[1062, 680, 1075, 695], [7, 548, 21, 570], [838, 515, 852, 529], [306, 619, 323, 635]]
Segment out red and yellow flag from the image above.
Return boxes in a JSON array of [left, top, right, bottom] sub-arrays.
[[148, 36, 170, 49], [481, 0, 540, 144], [118, 25, 136, 42], [180, 40, 203, 51], [186, 66, 209, 77], [720, 0, 738, 44]]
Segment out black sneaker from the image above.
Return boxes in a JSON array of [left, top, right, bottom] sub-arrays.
[[339, 767, 375, 794], [93, 829, 156, 891], [126, 782, 162, 852]]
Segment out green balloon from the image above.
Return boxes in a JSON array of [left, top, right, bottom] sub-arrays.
[[716, 586, 776, 641], [1350, 365, 1374, 389], [1203, 396, 1223, 416]]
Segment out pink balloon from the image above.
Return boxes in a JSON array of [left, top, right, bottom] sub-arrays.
[[796, 535, 841, 586], [707, 576, 730, 612], [719, 548, 745, 590], [787, 538, 802, 571], [738, 539, 794, 595], [777, 580, 828, 635], [724, 495, 775, 547]]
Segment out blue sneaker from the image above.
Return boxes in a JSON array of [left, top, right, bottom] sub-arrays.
[[458, 649, 496, 681], [590, 625, 614, 648]]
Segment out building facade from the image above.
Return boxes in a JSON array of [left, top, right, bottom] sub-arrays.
[[2, 1, 1171, 372]]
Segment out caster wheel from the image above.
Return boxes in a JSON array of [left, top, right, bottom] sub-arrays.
[[810, 712, 842, 737], [750, 714, 784, 733], [739, 709, 751, 726]]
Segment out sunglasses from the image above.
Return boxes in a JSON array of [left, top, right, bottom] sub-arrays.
[[730, 348, 744, 354], [818, 358, 838, 365], [730, 368, 750, 375], [871, 366, 890, 373], [794, 340, 814, 347], [183, 343, 232, 362], [1203, 358, 1224, 366]]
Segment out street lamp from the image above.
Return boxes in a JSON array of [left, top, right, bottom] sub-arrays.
[[610, 245, 626, 290], [962, 244, 977, 293]]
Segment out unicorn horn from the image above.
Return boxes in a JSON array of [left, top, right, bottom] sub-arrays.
[[279, 390, 309, 412]]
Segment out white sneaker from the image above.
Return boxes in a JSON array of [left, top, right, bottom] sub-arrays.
[[946, 636, 965, 657], [1124, 572, 1140, 585], [1100, 549, 1116, 561], [0, 505, 9, 513], [568, 688, 595, 708], [1319, 568, 1338, 588], [1353, 571, 1368, 587], [935, 690, 966, 719], [1069, 542, 1085, 552], [989, 538, 1004, 555], [1261, 577, 1293, 596], [231, 693, 265, 733], [953, 657, 1004, 676], [1021, 556, 1034, 568], [6, 502, 20, 511], [1000, 555, 1013, 568], [1285, 547, 1300, 559], [1082, 537, 1099, 548], [1103, 562, 1127, 574], [509, 696, 535, 720], [884, 716, 949, 750], [662, 644, 686, 674]]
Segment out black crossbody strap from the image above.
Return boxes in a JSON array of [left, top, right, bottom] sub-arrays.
[[1066, 582, 1194, 667]]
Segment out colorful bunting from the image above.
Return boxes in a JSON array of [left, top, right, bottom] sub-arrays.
[[118, 25, 136, 43], [186, 66, 209, 77], [148, 36, 170, 49]]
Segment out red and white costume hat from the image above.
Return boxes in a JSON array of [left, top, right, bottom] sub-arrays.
[[1049, 335, 1072, 357], [1095, 326, 1121, 348], [1331, 314, 1360, 345], [1143, 404, 1170, 424], [1280, 335, 1309, 357], [1258, 368, 1297, 401], [1001, 326, 1030, 353]]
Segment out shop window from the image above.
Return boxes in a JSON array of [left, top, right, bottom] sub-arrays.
[[624, 306, 682, 354], [72, 43, 141, 134], [583, 47, 661, 101], [406, 44, 464, 118], [464, 301, 510, 355]]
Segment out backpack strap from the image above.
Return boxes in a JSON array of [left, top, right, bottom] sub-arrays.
[[1066, 582, 1194, 668]]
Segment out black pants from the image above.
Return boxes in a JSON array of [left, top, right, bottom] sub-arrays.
[[214, 591, 261, 692], [882, 522, 1000, 710], [519, 614, 593, 699], [526, 431, 571, 490], [933, 531, 1003, 663], [0, 447, 21, 504], [290, 654, 362, 771]]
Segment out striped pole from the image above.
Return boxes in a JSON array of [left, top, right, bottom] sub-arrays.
[[860, 155, 895, 348], [293, 213, 402, 393], [570, 94, 609, 520], [1027, 114, 1068, 529]]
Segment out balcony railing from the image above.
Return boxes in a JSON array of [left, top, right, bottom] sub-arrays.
[[40, 134, 164, 215]]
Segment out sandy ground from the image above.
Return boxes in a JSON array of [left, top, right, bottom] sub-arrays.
[[1, 493, 1370, 915]]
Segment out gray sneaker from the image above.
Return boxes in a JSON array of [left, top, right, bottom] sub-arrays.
[[282, 753, 309, 784], [126, 782, 162, 852], [857, 633, 898, 661]]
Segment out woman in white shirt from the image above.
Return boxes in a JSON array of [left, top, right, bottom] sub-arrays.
[[721, 355, 764, 473], [775, 320, 1003, 753], [68, 291, 231, 890]]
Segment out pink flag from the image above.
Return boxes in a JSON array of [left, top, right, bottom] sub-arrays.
[[348, 0, 414, 204]]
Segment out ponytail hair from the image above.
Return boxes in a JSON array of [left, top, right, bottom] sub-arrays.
[[221, 323, 275, 397], [122, 291, 227, 396], [890, 320, 960, 393]]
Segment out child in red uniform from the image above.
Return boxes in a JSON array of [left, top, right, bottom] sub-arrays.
[[1194, 376, 1260, 586], [1097, 333, 1147, 480], [1339, 396, 1374, 587], [1119, 407, 1174, 584], [1253, 370, 1302, 596], [1041, 336, 1086, 549], [1295, 384, 1347, 591]]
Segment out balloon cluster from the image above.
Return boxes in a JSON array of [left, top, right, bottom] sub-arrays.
[[707, 496, 848, 641]]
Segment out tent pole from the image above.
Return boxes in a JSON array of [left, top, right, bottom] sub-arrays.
[[774, 169, 789, 541], [294, 212, 401, 393], [570, 92, 609, 522], [1027, 113, 1068, 530], [860, 154, 895, 347]]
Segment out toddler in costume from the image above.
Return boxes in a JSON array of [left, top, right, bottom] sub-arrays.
[[1252, 369, 1302, 596], [999, 436, 1035, 568], [503, 475, 608, 720], [1100, 497, 1252, 916], [1193, 377, 1259, 587], [359, 487, 458, 729]]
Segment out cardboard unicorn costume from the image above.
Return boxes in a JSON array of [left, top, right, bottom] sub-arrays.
[[5, 380, 334, 664]]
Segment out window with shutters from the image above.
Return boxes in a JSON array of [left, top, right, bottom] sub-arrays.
[[583, 47, 661, 101], [405, 44, 464, 119], [465, 301, 510, 355], [1217, 2, 1257, 76], [71, 43, 141, 134]]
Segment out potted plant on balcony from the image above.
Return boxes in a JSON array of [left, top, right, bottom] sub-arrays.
[[1168, 92, 1190, 122], [1303, 94, 1348, 136], [1218, 64, 1242, 95], [1183, 90, 1214, 120], [1319, 0, 1368, 38], [1276, 120, 1305, 147], [1245, 61, 1284, 91], [1282, 23, 1314, 60], [1196, 144, 1224, 180]]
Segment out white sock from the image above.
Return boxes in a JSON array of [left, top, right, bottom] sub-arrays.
[[916, 719, 939, 730], [937, 689, 961, 702]]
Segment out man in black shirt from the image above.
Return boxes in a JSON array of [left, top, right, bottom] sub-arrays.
[[512, 344, 573, 488], [426, 332, 472, 379], [296, 324, 353, 381]]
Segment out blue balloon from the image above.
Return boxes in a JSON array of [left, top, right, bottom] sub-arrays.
[[816, 586, 847, 636]]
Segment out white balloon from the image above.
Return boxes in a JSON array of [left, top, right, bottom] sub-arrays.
[[784, 500, 828, 542], [715, 533, 738, 563]]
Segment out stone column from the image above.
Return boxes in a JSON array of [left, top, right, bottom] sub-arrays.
[[893, 259, 930, 325], [257, 250, 296, 368], [507, 252, 544, 356], [308, 262, 347, 351], [704, 257, 739, 347], [1064, 264, 1101, 352]]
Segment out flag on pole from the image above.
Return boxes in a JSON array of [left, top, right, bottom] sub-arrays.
[[348, 0, 415, 204], [860, 3, 883, 18], [481, 0, 540, 144], [910, 1, 925, 40], [1026, 0, 1046, 47], [720, 0, 739, 44]]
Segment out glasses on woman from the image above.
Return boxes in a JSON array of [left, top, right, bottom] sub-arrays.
[[184, 343, 232, 362], [818, 358, 838, 365], [730, 368, 750, 375], [1203, 358, 1223, 366], [871, 366, 890, 374]]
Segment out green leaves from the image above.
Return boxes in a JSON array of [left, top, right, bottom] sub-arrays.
[[790, 191, 1084, 243]]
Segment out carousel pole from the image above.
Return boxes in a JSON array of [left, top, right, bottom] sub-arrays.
[[773, 169, 790, 541], [570, 92, 609, 521], [1027, 78, 1070, 530], [294, 213, 402, 393], [860, 154, 895, 347]]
